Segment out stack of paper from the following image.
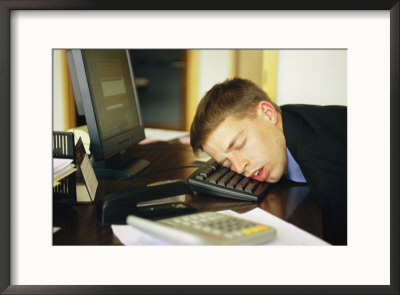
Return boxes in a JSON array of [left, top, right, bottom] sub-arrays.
[[53, 158, 77, 187]]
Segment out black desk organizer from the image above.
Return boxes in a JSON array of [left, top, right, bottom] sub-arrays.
[[53, 131, 76, 205]]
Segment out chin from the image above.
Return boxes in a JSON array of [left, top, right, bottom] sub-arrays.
[[266, 176, 280, 183], [266, 171, 284, 183]]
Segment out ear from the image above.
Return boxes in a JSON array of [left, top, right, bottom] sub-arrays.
[[256, 101, 279, 124]]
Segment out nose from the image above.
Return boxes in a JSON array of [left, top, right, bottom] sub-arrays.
[[230, 153, 249, 175]]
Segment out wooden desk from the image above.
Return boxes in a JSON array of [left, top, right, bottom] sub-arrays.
[[53, 141, 323, 245]]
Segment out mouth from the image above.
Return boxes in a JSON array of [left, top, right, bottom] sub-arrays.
[[251, 167, 266, 181]]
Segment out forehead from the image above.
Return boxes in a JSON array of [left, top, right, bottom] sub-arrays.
[[203, 116, 246, 152]]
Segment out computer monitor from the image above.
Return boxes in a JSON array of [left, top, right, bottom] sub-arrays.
[[66, 49, 150, 179]]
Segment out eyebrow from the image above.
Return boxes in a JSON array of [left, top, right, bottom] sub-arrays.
[[224, 130, 245, 153]]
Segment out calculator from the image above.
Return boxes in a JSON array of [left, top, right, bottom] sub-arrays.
[[126, 211, 277, 245]]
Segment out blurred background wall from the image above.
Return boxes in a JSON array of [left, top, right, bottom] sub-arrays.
[[53, 49, 346, 132]]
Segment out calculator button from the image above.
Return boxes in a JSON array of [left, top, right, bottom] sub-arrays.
[[241, 228, 253, 235], [253, 225, 269, 232], [202, 226, 212, 232], [231, 231, 244, 237], [211, 229, 222, 235]]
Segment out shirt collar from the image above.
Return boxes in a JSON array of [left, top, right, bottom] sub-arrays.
[[286, 148, 306, 183]]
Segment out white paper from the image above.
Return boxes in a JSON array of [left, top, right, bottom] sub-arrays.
[[53, 158, 73, 174], [53, 158, 76, 182], [222, 208, 330, 246], [112, 224, 173, 246], [144, 128, 189, 141]]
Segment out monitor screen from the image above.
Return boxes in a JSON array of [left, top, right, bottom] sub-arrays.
[[66, 49, 150, 179]]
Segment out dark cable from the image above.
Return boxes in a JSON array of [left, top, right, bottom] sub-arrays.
[[134, 165, 201, 179]]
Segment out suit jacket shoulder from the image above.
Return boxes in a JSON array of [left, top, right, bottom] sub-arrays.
[[281, 104, 347, 197], [281, 104, 347, 245]]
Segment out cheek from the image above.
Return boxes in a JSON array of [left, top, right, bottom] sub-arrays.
[[259, 136, 285, 162], [244, 127, 285, 162], [241, 138, 267, 162]]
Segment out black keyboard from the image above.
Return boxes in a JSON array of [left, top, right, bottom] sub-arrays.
[[187, 159, 269, 202]]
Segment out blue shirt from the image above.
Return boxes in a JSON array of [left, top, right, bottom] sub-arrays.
[[285, 148, 306, 183]]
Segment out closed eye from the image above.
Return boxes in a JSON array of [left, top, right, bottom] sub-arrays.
[[235, 138, 247, 150]]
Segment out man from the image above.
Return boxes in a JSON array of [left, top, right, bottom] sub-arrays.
[[190, 78, 347, 245]]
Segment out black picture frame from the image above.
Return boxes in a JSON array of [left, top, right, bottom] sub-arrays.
[[0, 1, 398, 294]]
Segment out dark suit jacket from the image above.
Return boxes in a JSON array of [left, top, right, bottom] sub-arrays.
[[281, 104, 347, 245]]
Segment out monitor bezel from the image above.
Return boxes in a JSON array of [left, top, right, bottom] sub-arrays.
[[66, 49, 146, 162]]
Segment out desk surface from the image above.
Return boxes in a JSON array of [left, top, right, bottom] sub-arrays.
[[53, 141, 324, 245]]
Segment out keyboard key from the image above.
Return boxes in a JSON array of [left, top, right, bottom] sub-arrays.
[[187, 159, 269, 202], [226, 174, 242, 188], [217, 170, 236, 186], [200, 167, 215, 178], [244, 180, 259, 193], [235, 177, 250, 191], [199, 171, 208, 177], [196, 175, 205, 180], [207, 169, 228, 184]]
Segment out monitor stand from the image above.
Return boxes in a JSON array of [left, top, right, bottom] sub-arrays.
[[90, 154, 151, 180]]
